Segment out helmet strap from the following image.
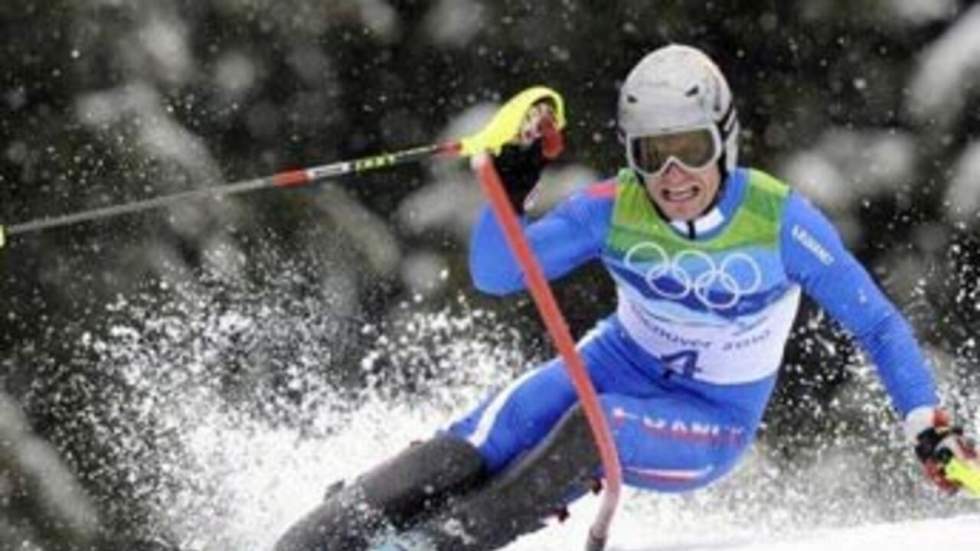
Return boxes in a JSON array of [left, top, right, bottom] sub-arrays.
[[715, 102, 737, 191]]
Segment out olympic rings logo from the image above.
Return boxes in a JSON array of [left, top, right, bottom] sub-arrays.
[[623, 242, 762, 310]]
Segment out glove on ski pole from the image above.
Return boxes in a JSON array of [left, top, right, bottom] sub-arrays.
[[905, 407, 980, 495], [492, 100, 564, 214]]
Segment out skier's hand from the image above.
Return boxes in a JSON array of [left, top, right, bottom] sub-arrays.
[[493, 101, 564, 214], [905, 407, 978, 494]]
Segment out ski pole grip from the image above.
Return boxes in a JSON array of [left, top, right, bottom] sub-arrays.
[[460, 86, 566, 157], [947, 457, 980, 497]]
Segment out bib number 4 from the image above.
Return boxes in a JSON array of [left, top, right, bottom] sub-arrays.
[[660, 349, 701, 378]]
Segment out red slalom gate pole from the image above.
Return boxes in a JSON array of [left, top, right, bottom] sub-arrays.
[[472, 154, 622, 550]]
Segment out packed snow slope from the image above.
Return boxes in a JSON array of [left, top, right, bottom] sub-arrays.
[[514, 496, 980, 550], [37, 269, 977, 550]]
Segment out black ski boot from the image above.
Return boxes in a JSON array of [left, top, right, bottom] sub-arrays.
[[274, 434, 487, 551], [396, 404, 603, 550]]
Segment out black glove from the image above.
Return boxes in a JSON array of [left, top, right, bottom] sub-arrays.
[[906, 407, 978, 494], [494, 140, 549, 214], [492, 101, 564, 214]]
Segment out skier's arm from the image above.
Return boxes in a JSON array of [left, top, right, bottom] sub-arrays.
[[780, 193, 938, 417], [469, 188, 609, 295]]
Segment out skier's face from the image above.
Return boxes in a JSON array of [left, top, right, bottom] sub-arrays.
[[643, 161, 722, 221]]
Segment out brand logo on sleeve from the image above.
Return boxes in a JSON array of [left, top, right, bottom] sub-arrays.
[[791, 225, 834, 266]]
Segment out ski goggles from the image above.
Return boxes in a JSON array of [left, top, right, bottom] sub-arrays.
[[625, 126, 723, 178]]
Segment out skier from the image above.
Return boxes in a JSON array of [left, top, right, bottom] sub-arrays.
[[275, 44, 977, 551]]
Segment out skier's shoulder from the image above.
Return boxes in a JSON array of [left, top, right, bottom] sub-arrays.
[[735, 166, 835, 230], [583, 176, 618, 198], [542, 175, 618, 242], [739, 166, 792, 197], [556, 174, 618, 215], [737, 167, 836, 220]]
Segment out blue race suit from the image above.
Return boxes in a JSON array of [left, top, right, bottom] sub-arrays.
[[447, 167, 938, 492]]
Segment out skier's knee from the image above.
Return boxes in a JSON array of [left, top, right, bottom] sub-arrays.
[[541, 404, 601, 470], [356, 435, 487, 520], [399, 405, 604, 550]]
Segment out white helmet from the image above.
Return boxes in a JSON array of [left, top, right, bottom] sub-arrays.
[[617, 44, 739, 176]]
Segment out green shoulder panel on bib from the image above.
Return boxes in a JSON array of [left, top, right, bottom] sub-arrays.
[[716, 168, 790, 250], [607, 169, 653, 239], [606, 168, 790, 260], [742, 168, 790, 224]]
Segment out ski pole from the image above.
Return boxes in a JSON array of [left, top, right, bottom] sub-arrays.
[[0, 143, 457, 248], [0, 86, 565, 249]]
